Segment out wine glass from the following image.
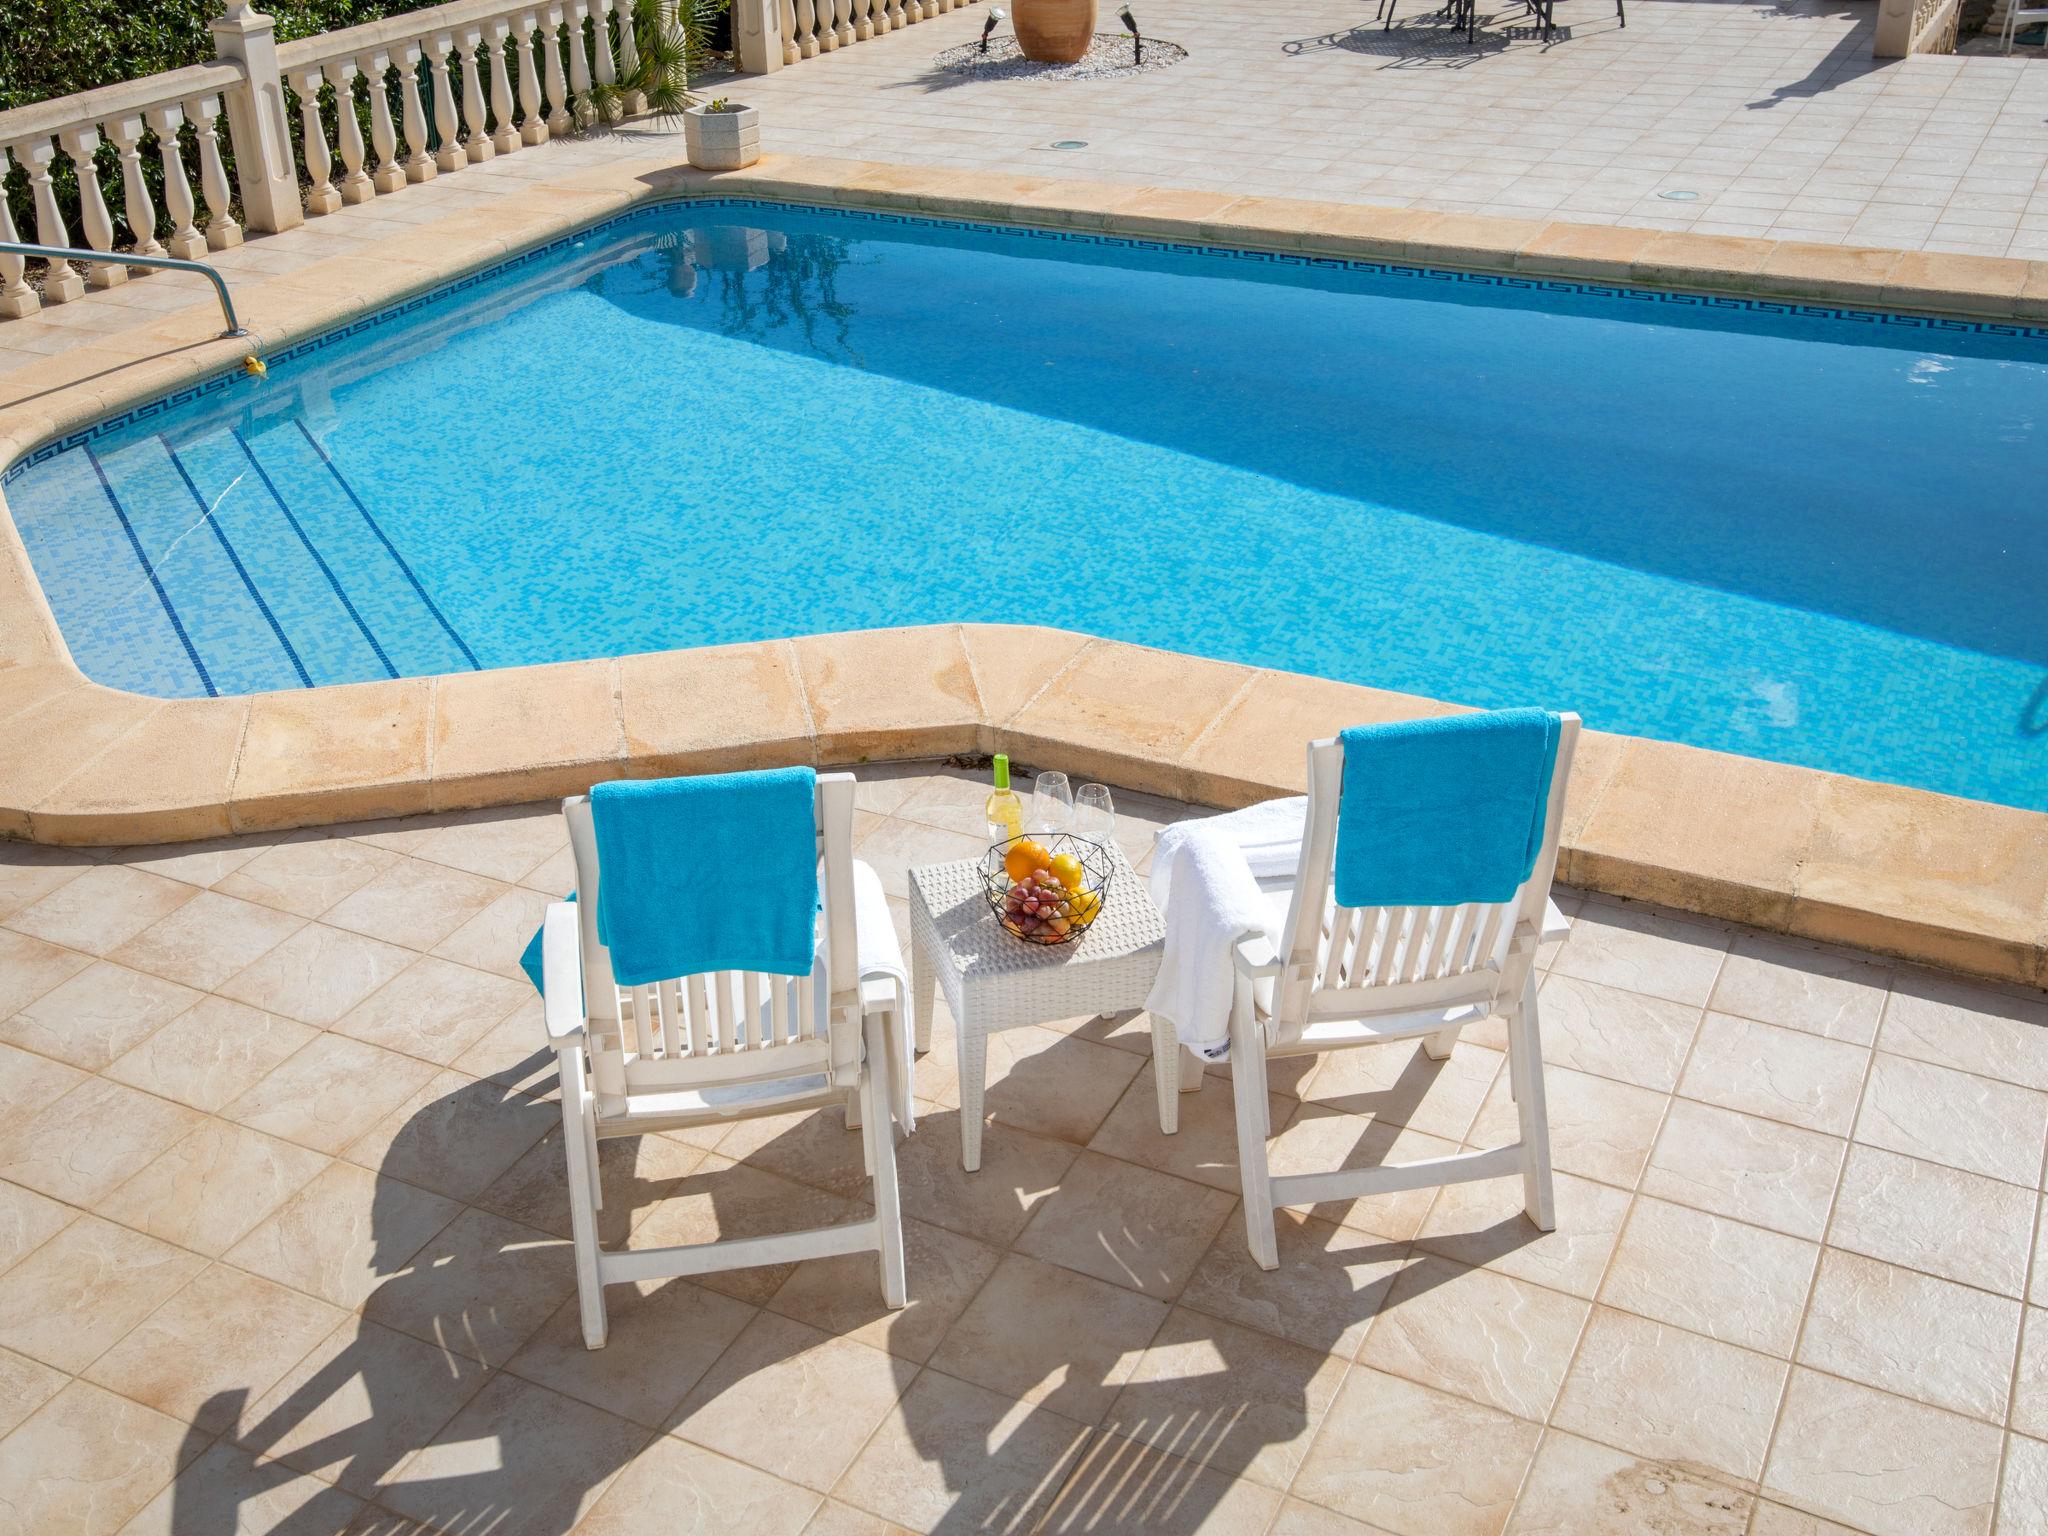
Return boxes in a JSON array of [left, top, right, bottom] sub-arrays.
[[1029, 771, 1074, 835], [1073, 782, 1115, 844]]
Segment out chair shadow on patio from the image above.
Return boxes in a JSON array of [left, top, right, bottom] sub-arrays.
[[153, 1025, 1534, 1533]]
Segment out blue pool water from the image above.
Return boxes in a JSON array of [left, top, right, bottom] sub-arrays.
[[5, 200, 2046, 810]]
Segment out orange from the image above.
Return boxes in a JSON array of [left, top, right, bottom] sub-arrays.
[[1004, 838, 1052, 883]]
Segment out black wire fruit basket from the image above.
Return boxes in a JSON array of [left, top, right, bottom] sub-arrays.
[[980, 833, 1117, 947]]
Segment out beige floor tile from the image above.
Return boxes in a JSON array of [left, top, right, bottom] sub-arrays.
[[767, 1214, 1002, 1363], [99, 1118, 329, 1256], [852, 817, 989, 901], [0, 1075, 200, 1206], [1505, 1429, 1754, 1534], [1292, 1366, 1539, 1536], [1708, 935, 1889, 1044], [1015, 1149, 1237, 1300], [1297, 1036, 1502, 1143], [381, 1372, 648, 1536], [1104, 1303, 1347, 1489], [829, 1365, 1091, 1534], [320, 857, 511, 951], [0, 1177, 75, 1274], [0, 1213, 205, 1373], [802, 1498, 917, 1536], [1041, 1430, 1286, 1535], [83, 1262, 344, 1432], [225, 1163, 461, 1310], [1535, 973, 1701, 1092], [328, 956, 528, 1065], [0, 1341, 67, 1438], [671, 1312, 913, 1492], [2019, 1308, 2048, 1441], [1266, 1498, 1403, 1535], [1878, 970, 2048, 1091], [1360, 1253, 1588, 1420], [0, 959, 199, 1071], [945, 1023, 1143, 1146], [1853, 1053, 2048, 1188], [119, 1438, 367, 1536], [430, 886, 556, 979], [109, 889, 305, 991], [1547, 902, 1728, 1006], [1828, 1145, 2037, 1298], [225, 1034, 439, 1155], [476, 1127, 701, 1247], [362, 1206, 575, 1366], [215, 837, 395, 920], [1599, 1196, 1818, 1356], [104, 996, 317, 1113], [1181, 1209, 1407, 1361], [1470, 1061, 1665, 1189], [4, 863, 197, 957], [234, 1319, 491, 1495], [450, 995, 553, 1094], [2036, 1204, 2048, 1309], [1797, 1249, 2022, 1422], [1089, 1057, 1292, 1193], [930, 1251, 1168, 1424], [407, 807, 567, 884], [579, 1433, 822, 1535], [1639, 1098, 1846, 1240], [219, 924, 417, 1028], [891, 1110, 1080, 1248], [0, 1379, 201, 1536], [1763, 1368, 2003, 1536], [1676, 1012, 1868, 1136], [1268, 1113, 1463, 1240], [99, 837, 269, 891], [1748, 1500, 1867, 1536], [507, 1276, 755, 1427], [0, 844, 92, 925], [1553, 1307, 1788, 1484], [714, 1100, 889, 1204], [2003, 1433, 2048, 1536], [342, 1069, 555, 1202], [1414, 1170, 1630, 1299], [0, 926, 93, 1020], [629, 1154, 865, 1305], [0, 1039, 87, 1124]]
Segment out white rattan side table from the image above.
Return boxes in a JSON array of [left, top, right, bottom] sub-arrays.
[[909, 844, 1165, 1171]]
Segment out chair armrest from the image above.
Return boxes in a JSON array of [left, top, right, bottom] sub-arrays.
[[1232, 931, 1283, 979], [540, 901, 586, 1048]]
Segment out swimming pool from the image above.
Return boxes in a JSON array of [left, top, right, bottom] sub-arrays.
[[5, 200, 2045, 811]]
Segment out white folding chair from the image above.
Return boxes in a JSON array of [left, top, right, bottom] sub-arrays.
[[539, 771, 907, 1348], [1160, 718, 1578, 1269]]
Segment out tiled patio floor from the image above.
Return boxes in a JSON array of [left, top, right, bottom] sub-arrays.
[[6, 0, 2048, 376], [0, 760, 2044, 1534]]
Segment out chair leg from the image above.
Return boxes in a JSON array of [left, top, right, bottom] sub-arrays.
[[865, 1013, 909, 1309], [1508, 976, 1556, 1232], [846, 1086, 863, 1134], [1229, 991, 1279, 1271], [1384, 0, 1397, 30], [883, 997, 917, 1138], [958, 1020, 987, 1173], [1422, 1024, 1461, 1061], [557, 1049, 608, 1350], [582, 1087, 603, 1212], [912, 946, 935, 1055], [1151, 1016, 1180, 1135]]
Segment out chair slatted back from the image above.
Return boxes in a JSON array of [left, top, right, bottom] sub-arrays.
[[1271, 717, 1579, 1028], [563, 773, 861, 1101]]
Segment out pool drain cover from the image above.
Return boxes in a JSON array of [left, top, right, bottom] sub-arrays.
[[1050, 140, 1089, 150], [1657, 189, 1701, 202]]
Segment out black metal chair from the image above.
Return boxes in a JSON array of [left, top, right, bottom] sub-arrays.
[[1526, 0, 1625, 37]]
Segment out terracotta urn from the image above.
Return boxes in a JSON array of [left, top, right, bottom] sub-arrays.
[[1013, 0, 1097, 63]]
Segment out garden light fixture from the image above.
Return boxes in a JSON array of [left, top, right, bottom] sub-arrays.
[[1120, 6, 1142, 62], [982, 7, 1006, 51]]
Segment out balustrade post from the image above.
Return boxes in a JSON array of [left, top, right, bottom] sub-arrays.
[[11, 139, 84, 302], [57, 125, 125, 288], [542, 8, 574, 136], [512, 15, 548, 145], [397, 42, 436, 181], [105, 114, 167, 263], [145, 105, 208, 257], [734, 0, 789, 73], [188, 95, 244, 248], [564, 2, 596, 126], [0, 149, 41, 319], [208, 1, 305, 233], [327, 61, 376, 203], [428, 36, 465, 173], [853, 0, 874, 42], [290, 70, 342, 213], [885, 0, 906, 28], [362, 53, 407, 192], [779, 0, 802, 61], [591, 0, 620, 102], [795, 0, 821, 57], [457, 27, 496, 161], [613, 0, 647, 113]]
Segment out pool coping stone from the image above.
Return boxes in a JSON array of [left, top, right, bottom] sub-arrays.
[[0, 152, 2043, 994]]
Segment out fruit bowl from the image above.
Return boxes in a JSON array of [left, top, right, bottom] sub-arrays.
[[981, 833, 1116, 947]]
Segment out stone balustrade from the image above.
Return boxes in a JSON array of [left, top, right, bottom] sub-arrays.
[[761, 0, 978, 69], [1874, 0, 1961, 56]]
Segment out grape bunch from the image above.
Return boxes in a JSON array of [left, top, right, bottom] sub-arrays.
[[1002, 867, 1078, 943]]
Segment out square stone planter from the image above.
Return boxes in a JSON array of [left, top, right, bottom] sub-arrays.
[[684, 103, 760, 172]]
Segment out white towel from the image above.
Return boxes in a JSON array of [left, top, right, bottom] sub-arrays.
[[1145, 798, 1307, 1058], [851, 857, 908, 996]]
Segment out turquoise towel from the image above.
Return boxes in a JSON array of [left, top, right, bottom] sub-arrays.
[[520, 891, 575, 997], [1334, 710, 1559, 910], [589, 767, 819, 985]]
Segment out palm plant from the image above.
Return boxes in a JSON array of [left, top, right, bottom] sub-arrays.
[[579, 0, 731, 126]]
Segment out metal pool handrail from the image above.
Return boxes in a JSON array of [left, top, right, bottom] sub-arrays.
[[1, 241, 248, 338]]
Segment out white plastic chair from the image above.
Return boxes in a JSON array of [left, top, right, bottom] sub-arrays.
[[539, 772, 907, 1348], [2002, 0, 2048, 50], [1161, 719, 1578, 1270]]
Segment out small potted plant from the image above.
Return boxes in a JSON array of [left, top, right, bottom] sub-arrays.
[[685, 97, 760, 172]]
